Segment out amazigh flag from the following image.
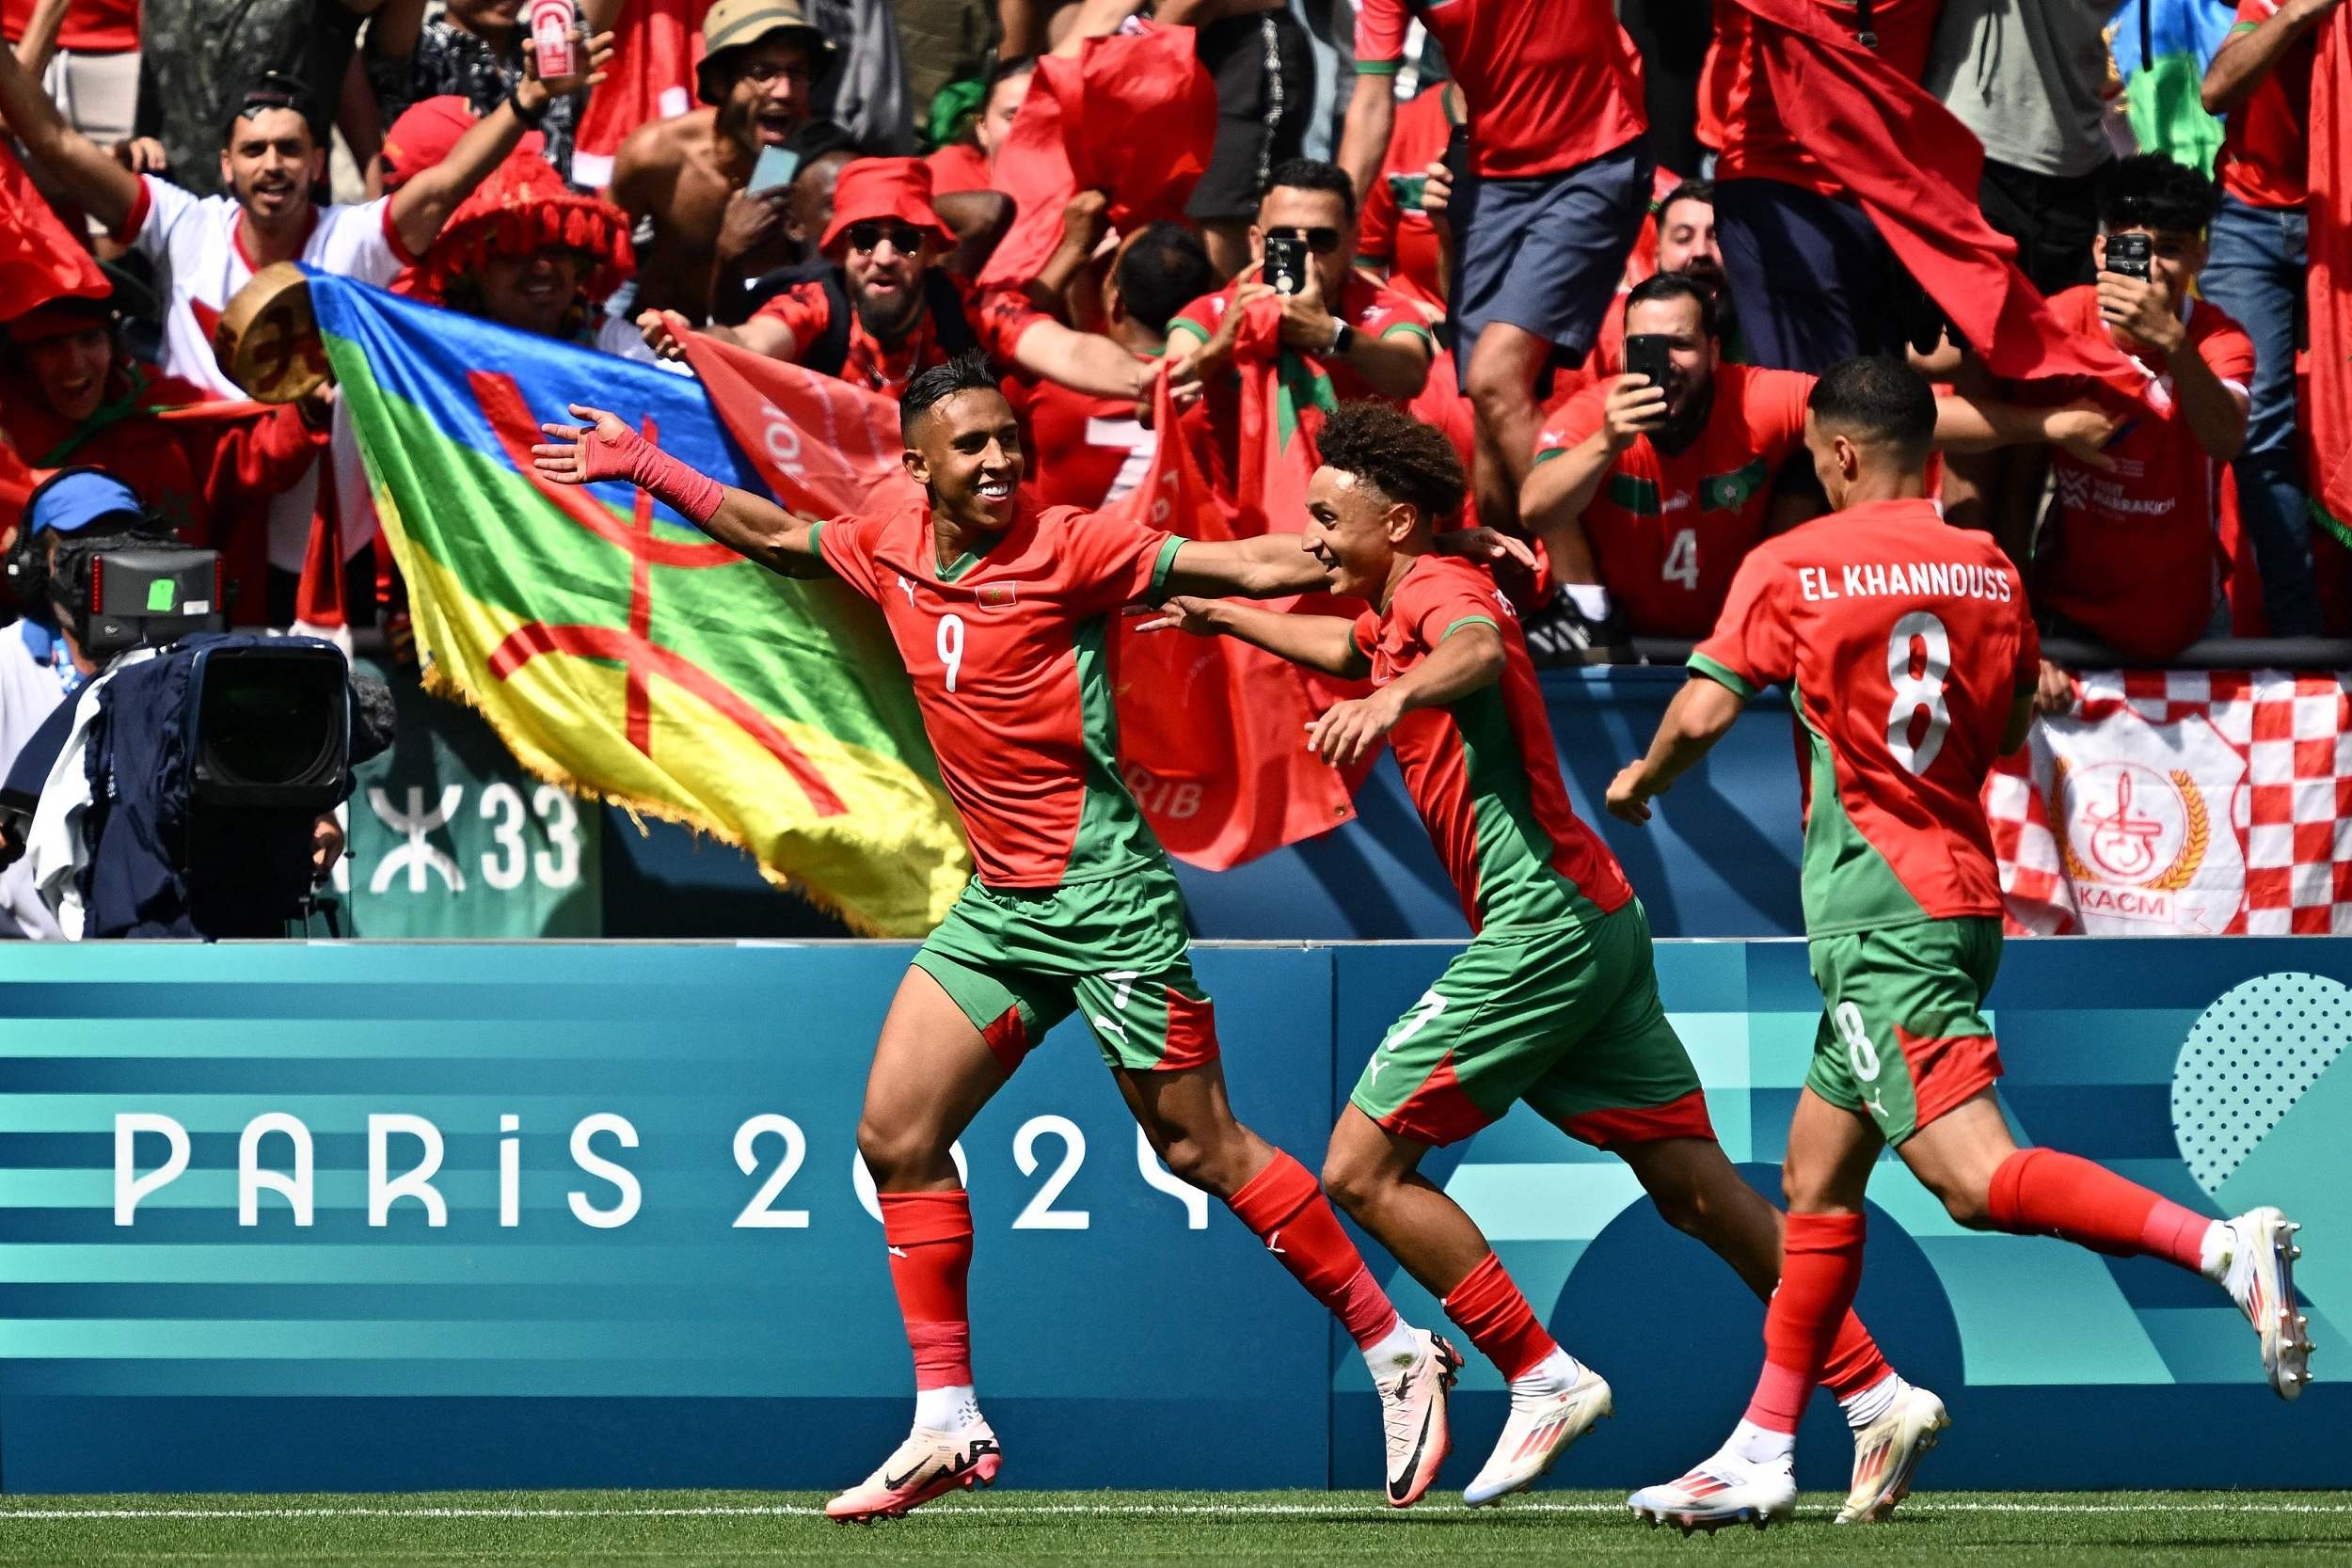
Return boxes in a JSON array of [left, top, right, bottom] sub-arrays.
[[309, 272, 970, 934], [2311, 10, 2352, 550], [976, 23, 1216, 293], [1725, 0, 2153, 399], [573, 0, 707, 189], [2111, 0, 2236, 176]]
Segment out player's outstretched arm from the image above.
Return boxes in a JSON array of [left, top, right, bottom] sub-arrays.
[[1158, 529, 1537, 600], [1931, 394, 2121, 469], [532, 404, 832, 579], [1307, 620, 1503, 768], [1605, 674, 1744, 824], [1137, 596, 1371, 678]]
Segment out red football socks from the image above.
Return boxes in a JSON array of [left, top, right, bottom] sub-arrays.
[[1226, 1151, 1403, 1349], [1988, 1147, 2210, 1269], [1441, 1250, 1558, 1382], [879, 1190, 975, 1389], [1820, 1309, 1895, 1401], [1744, 1212, 1867, 1434]]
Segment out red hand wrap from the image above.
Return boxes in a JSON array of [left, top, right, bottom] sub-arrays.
[[579, 420, 725, 526]]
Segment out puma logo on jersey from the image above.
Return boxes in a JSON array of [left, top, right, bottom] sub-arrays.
[[896, 574, 918, 606]]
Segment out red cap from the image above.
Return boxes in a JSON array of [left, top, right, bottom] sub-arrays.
[[408, 147, 634, 309], [820, 157, 955, 255], [381, 96, 544, 191], [0, 141, 109, 328]]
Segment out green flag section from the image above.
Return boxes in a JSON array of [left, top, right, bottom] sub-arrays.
[[310, 272, 970, 936], [2112, 0, 2236, 176]]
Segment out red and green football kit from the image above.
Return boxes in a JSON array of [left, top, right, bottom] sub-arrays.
[[1534, 364, 1815, 636], [1345, 554, 1709, 1148], [1690, 499, 2042, 1142], [812, 499, 1215, 1072], [2215, 0, 2313, 211]]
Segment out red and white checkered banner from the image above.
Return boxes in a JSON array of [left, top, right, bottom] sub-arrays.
[[1985, 671, 2352, 935]]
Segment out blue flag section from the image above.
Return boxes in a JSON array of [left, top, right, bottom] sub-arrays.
[[0, 940, 2342, 1493]]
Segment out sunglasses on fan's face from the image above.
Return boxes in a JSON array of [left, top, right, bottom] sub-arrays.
[[1264, 225, 1343, 255], [846, 221, 925, 255]]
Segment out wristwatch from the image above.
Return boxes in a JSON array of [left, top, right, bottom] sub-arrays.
[[1327, 319, 1357, 356]]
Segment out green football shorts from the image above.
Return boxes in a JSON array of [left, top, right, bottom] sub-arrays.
[[1348, 899, 1712, 1148], [1806, 915, 2006, 1145], [913, 865, 1217, 1074]]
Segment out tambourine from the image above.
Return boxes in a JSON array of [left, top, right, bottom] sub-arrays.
[[214, 262, 329, 404]]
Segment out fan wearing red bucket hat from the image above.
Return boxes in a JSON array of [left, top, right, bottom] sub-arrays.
[[405, 143, 636, 350], [649, 155, 977, 402]]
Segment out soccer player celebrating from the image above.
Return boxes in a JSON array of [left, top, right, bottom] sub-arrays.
[[1607, 357, 2312, 1531], [1144, 402, 1938, 1518], [533, 355, 1533, 1520]]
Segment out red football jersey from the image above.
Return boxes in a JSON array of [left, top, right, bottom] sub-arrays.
[[2215, 0, 2313, 210], [2033, 287, 2256, 662], [1533, 364, 1816, 637], [1691, 499, 2041, 936], [751, 274, 976, 402], [1701, 0, 1940, 198], [1357, 87, 1457, 312], [1005, 364, 1159, 512], [1355, 0, 1645, 181], [815, 499, 1181, 887], [1353, 554, 1632, 932]]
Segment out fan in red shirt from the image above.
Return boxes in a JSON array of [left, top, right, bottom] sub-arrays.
[[1549, 177, 1728, 408], [1338, 0, 1652, 536], [1355, 81, 1460, 315], [1005, 221, 1216, 511], [2199, 0, 2328, 637], [2025, 155, 2254, 670], [1700, 0, 1945, 372], [925, 55, 1032, 197]]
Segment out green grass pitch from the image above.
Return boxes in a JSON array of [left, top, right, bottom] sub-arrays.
[[0, 1490, 2345, 1567]]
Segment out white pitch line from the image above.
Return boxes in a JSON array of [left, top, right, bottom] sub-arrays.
[[0, 1500, 2346, 1523]]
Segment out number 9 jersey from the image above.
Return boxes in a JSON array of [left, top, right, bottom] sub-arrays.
[[1687, 498, 2041, 939]]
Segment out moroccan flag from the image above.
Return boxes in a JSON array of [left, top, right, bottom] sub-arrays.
[[309, 272, 970, 935], [1108, 370, 1360, 869], [2110, 0, 2236, 176], [2309, 10, 2352, 550], [976, 23, 1216, 293], [1724, 0, 2152, 396], [573, 0, 707, 190]]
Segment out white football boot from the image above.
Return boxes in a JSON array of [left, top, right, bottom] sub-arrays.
[[1375, 1329, 1461, 1507], [1629, 1457, 1798, 1534], [1462, 1363, 1612, 1506], [824, 1420, 1002, 1523], [1836, 1383, 1948, 1523], [2218, 1207, 2313, 1400]]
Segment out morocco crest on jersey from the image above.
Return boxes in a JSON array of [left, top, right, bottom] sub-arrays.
[[1986, 672, 2352, 936]]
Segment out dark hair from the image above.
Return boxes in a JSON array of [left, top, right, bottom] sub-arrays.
[[222, 70, 313, 146], [2102, 153, 2219, 237], [1624, 271, 1718, 339], [1315, 401, 1466, 524], [1808, 355, 1935, 460], [1658, 178, 1714, 218], [900, 350, 1003, 431], [1113, 221, 1216, 337], [986, 54, 1037, 93], [1263, 156, 1356, 226]]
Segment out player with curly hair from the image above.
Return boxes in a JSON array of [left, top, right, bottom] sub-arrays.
[[1144, 399, 1935, 1516]]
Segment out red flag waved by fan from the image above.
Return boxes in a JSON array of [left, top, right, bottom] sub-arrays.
[[573, 0, 709, 188], [2309, 9, 2352, 552], [976, 23, 1216, 294], [0, 139, 108, 324], [677, 327, 921, 516], [1721, 0, 2153, 402]]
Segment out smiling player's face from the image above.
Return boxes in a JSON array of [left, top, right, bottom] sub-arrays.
[[1303, 467, 1402, 601], [905, 388, 1025, 532]]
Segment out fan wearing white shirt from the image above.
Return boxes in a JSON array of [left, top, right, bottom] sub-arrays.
[[0, 32, 611, 619]]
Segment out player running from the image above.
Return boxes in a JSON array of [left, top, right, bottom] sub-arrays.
[[533, 354, 1532, 1520], [1144, 401, 1938, 1516], [1607, 357, 2312, 1532]]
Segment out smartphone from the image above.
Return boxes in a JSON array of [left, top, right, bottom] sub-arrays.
[[1624, 333, 1674, 401], [1263, 233, 1309, 297], [2106, 230, 2152, 281], [751, 142, 802, 196]]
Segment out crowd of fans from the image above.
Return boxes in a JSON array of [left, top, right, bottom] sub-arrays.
[[0, 0, 2338, 728]]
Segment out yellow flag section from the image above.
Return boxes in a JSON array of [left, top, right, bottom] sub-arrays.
[[312, 272, 970, 935]]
